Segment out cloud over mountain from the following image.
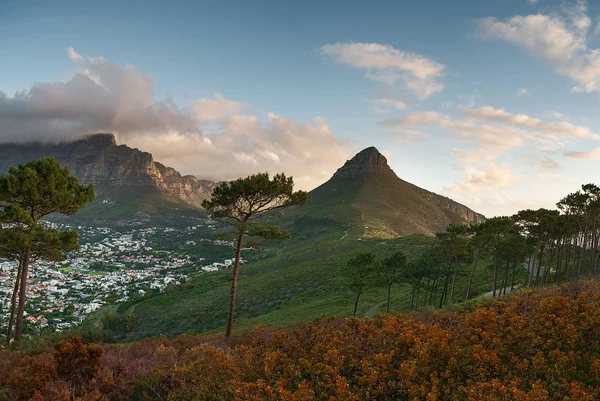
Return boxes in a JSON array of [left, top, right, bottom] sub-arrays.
[[0, 48, 353, 189]]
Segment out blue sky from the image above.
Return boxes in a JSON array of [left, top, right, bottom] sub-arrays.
[[2, 0, 600, 216]]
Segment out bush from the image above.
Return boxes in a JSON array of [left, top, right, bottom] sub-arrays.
[[1, 280, 600, 400]]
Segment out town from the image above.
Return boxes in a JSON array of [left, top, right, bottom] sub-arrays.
[[0, 221, 241, 333]]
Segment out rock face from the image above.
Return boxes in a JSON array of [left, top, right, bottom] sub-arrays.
[[0, 133, 216, 207], [333, 147, 396, 177]]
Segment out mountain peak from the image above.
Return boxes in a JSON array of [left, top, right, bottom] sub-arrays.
[[333, 146, 396, 178]]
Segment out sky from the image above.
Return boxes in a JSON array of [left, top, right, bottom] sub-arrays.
[[2, 0, 600, 216]]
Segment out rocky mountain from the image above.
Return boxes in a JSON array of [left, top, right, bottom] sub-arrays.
[[0, 133, 216, 208], [297, 147, 485, 237]]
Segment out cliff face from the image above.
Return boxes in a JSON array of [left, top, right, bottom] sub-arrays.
[[0, 134, 215, 207]]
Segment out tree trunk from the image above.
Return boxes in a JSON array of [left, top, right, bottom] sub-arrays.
[[555, 239, 563, 284], [466, 242, 488, 301], [423, 276, 431, 307], [578, 226, 587, 277], [438, 273, 449, 309], [535, 246, 545, 287], [414, 278, 422, 310], [6, 257, 23, 346], [511, 261, 516, 291], [501, 259, 509, 296], [429, 276, 438, 306], [353, 288, 362, 317], [225, 233, 244, 338], [492, 250, 499, 297], [589, 219, 597, 274], [14, 249, 30, 344], [528, 240, 542, 287], [564, 237, 572, 280], [450, 253, 458, 305], [543, 243, 556, 285]]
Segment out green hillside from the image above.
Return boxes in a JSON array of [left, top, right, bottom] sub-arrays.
[[50, 183, 206, 228], [85, 147, 499, 341], [88, 222, 521, 341]]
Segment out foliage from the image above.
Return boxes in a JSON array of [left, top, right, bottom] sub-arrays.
[[0, 158, 94, 344], [54, 335, 103, 386], [2, 280, 600, 400]]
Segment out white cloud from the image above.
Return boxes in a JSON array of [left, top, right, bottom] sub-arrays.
[[445, 164, 519, 193], [128, 112, 353, 189], [565, 148, 600, 159], [517, 87, 530, 96], [522, 154, 563, 171], [460, 106, 600, 140], [192, 93, 249, 122], [380, 105, 599, 195], [476, 1, 600, 94], [367, 98, 407, 110], [451, 148, 504, 167], [367, 98, 408, 115], [551, 111, 569, 120], [0, 48, 353, 190], [320, 42, 445, 99], [372, 106, 391, 115]]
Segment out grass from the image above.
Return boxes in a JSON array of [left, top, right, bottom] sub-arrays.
[[49, 184, 206, 228], [152, 250, 170, 255], [88, 222, 525, 341], [87, 271, 109, 276]]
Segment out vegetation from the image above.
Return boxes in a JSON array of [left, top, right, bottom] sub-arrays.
[[377, 251, 408, 313], [2, 279, 600, 400], [0, 158, 94, 344], [201, 172, 310, 337], [342, 252, 376, 316]]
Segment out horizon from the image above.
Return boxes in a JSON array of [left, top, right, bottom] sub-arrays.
[[2, 0, 600, 216]]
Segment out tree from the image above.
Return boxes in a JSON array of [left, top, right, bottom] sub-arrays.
[[377, 251, 407, 313], [465, 217, 519, 300], [436, 225, 472, 306], [0, 158, 94, 343], [201, 172, 310, 337], [343, 252, 376, 316], [413, 246, 444, 308], [0, 226, 79, 345], [513, 208, 560, 287]]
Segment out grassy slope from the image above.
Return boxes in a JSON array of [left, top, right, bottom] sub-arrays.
[[51, 184, 205, 228], [87, 173, 507, 341], [354, 174, 476, 237], [93, 225, 525, 341]]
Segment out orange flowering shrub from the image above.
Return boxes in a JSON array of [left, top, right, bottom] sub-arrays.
[[1, 280, 600, 400]]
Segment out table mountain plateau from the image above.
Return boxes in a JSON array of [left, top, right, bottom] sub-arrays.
[[0, 133, 216, 208]]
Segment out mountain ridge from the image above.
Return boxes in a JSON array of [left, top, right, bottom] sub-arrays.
[[299, 146, 485, 237], [0, 133, 216, 208]]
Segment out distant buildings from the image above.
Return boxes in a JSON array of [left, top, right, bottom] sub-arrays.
[[0, 222, 236, 333]]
